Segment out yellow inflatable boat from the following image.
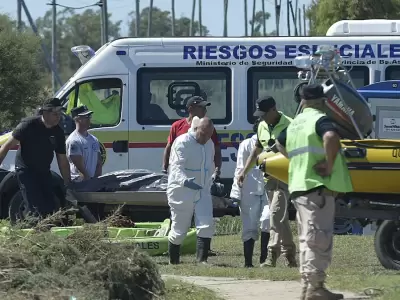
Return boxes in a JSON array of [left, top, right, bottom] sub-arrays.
[[257, 139, 400, 195]]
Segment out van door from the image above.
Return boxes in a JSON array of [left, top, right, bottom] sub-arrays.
[[62, 75, 129, 174]]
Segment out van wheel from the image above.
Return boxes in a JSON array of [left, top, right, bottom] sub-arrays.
[[374, 220, 400, 270], [8, 190, 61, 225]]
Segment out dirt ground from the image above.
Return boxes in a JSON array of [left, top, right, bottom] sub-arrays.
[[162, 275, 371, 300]]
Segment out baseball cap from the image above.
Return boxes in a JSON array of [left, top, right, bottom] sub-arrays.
[[186, 96, 211, 108], [253, 96, 276, 117], [41, 98, 64, 112], [301, 84, 326, 100], [71, 105, 93, 119]]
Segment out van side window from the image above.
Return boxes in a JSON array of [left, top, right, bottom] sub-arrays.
[[385, 66, 400, 80], [64, 78, 123, 128], [247, 66, 370, 123], [137, 67, 232, 125]]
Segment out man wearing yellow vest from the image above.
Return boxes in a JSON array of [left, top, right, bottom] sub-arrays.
[[238, 96, 297, 268], [276, 84, 353, 300]]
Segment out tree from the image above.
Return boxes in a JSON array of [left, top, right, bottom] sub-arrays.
[[35, 8, 122, 82], [0, 15, 45, 131], [249, 10, 272, 36], [128, 6, 209, 37], [307, 0, 400, 36]]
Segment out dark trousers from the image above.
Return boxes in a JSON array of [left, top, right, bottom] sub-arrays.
[[16, 168, 57, 217]]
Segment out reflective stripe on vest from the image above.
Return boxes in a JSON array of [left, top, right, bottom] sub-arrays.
[[287, 146, 325, 158], [287, 146, 344, 159]]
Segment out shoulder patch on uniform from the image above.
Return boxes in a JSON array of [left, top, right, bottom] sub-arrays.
[[92, 142, 99, 152]]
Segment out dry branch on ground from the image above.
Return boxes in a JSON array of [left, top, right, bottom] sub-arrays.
[[0, 208, 165, 300]]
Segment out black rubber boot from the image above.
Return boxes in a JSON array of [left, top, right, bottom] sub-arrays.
[[260, 232, 270, 264], [168, 241, 181, 265], [208, 239, 217, 256], [196, 237, 211, 263], [244, 238, 255, 268]]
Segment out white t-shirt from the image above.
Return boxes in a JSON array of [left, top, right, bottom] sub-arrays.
[[66, 130, 100, 181]]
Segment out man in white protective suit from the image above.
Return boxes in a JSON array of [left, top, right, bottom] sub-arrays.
[[167, 116, 216, 265], [230, 118, 271, 268]]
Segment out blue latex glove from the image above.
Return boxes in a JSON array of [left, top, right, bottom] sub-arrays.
[[183, 177, 203, 190]]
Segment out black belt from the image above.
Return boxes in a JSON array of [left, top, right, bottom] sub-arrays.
[[291, 186, 338, 199]]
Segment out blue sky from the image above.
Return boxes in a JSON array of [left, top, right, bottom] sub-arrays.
[[1, 0, 311, 36]]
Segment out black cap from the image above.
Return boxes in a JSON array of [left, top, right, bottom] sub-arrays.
[[186, 96, 211, 108], [71, 105, 93, 119], [253, 96, 276, 117], [41, 98, 64, 111], [301, 84, 326, 100]]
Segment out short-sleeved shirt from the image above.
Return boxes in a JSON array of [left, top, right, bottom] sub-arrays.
[[12, 116, 66, 174], [277, 116, 337, 147], [66, 130, 100, 181], [167, 118, 220, 146]]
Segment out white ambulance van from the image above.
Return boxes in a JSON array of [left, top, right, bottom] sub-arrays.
[[2, 19, 400, 194]]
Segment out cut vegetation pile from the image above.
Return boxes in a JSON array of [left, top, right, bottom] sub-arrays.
[[0, 210, 165, 300]]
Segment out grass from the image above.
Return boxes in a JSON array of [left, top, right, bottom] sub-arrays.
[[153, 216, 400, 300], [2, 211, 399, 299], [164, 279, 223, 300]]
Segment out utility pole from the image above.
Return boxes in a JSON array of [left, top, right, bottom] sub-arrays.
[[244, 0, 248, 37], [147, 0, 153, 37], [275, 0, 281, 36], [51, 0, 57, 94], [286, 0, 291, 36], [99, 0, 104, 45], [198, 0, 202, 36], [103, 0, 109, 42], [17, 0, 22, 31], [303, 4, 307, 36], [171, 0, 175, 36], [135, 0, 140, 37], [298, 8, 302, 36], [190, 0, 196, 36], [223, 0, 228, 37]]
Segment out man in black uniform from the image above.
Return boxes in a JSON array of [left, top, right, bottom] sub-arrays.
[[0, 98, 71, 219]]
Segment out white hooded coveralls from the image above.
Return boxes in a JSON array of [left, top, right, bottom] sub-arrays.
[[167, 131, 215, 245], [230, 134, 270, 242]]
